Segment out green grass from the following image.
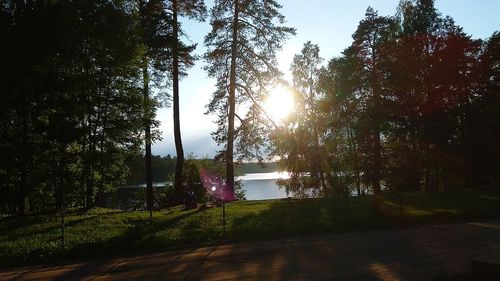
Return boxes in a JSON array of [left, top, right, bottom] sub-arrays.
[[2, 188, 500, 267]]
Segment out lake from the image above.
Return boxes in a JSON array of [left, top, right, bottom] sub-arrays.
[[130, 172, 300, 201], [237, 172, 290, 200]]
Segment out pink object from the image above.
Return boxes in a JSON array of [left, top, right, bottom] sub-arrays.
[[199, 169, 236, 203]]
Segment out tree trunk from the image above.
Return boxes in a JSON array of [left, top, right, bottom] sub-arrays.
[[371, 84, 382, 195], [85, 114, 94, 209], [143, 59, 153, 212], [17, 164, 26, 215], [348, 126, 361, 196], [434, 149, 440, 190], [372, 125, 382, 195], [226, 0, 239, 194], [315, 130, 327, 195], [17, 115, 29, 215], [56, 145, 66, 212], [371, 45, 382, 195], [424, 143, 431, 190], [145, 125, 153, 209], [172, 0, 185, 204], [97, 109, 108, 206]]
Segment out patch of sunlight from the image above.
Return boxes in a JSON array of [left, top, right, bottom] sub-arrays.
[[369, 263, 402, 281], [405, 209, 434, 216], [405, 207, 461, 217], [469, 222, 500, 230], [382, 201, 399, 207], [231, 202, 272, 215]]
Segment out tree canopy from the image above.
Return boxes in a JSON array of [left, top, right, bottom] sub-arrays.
[[1, 0, 499, 215]]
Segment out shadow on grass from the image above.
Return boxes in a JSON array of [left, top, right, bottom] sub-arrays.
[[227, 197, 382, 242], [3, 188, 500, 268], [0, 215, 102, 243], [382, 189, 500, 224], [0, 208, 212, 267], [228, 189, 500, 243], [62, 208, 209, 259], [0, 208, 139, 243]]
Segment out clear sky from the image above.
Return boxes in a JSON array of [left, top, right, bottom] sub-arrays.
[[152, 0, 500, 158]]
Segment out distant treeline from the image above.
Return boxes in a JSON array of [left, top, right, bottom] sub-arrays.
[[125, 154, 177, 185], [125, 154, 279, 185], [236, 162, 280, 174]]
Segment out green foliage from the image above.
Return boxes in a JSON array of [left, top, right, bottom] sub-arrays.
[[275, 1, 500, 196], [0, 0, 151, 213], [235, 162, 280, 174], [125, 153, 177, 185], [274, 42, 329, 197], [183, 156, 246, 201]]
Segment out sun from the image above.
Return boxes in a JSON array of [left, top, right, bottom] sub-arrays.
[[263, 86, 294, 122]]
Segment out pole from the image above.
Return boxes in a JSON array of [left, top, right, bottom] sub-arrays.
[[288, 195, 292, 234], [222, 202, 226, 238]]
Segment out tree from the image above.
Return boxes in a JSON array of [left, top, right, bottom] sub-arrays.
[[135, 0, 205, 211], [461, 32, 500, 186], [349, 7, 398, 194], [477, 32, 500, 185], [387, 0, 482, 190], [136, 0, 172, 215], [75, 0, 145, 208], [204, 0, 294, 194], [0, 0, 146, 213], [320, 51, 365, 196], [168, 0, 206, 204], [275, 42, 329, 197]]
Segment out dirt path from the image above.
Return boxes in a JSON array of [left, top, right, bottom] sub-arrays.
[[2, 220, 500, 280]]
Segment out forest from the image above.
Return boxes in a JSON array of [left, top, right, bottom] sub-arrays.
[[1, 0, 499, 215], [275, 6, 500, 198]]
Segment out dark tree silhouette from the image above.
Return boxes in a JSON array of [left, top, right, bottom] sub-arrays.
[[168, 0, 206, 205]]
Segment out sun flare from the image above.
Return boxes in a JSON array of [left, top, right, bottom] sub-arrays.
[[263, 86, 294, 121]]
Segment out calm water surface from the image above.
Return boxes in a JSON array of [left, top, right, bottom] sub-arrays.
[[237, 172, 290, 200]]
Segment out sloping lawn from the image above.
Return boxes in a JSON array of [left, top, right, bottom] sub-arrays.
[[1, 188, 500, 267]]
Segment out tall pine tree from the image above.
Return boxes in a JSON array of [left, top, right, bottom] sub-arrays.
[[167, 0, 206, 204], [204, 0, 294, 193]]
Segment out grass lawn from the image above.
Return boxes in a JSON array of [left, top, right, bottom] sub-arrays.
[[1, 188, 500, 267]]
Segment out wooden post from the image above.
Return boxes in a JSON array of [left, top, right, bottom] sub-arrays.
[[288, 195, 292, 234], [222, 202, 226, 238]]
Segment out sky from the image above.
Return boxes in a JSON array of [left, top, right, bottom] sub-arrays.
[[152, 0, 500, 158]]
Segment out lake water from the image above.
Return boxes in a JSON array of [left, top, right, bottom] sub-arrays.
[[237, 172, 290, 200]]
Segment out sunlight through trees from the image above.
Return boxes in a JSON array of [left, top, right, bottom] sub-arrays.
[[1, 0, 499, 215]]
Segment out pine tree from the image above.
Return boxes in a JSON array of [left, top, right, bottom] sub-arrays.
[[137, 0, 205, 209], [136, 0, 173, 215], [204, 0, 294, 193], [350, 7, 397, 194], [167, 0, 206, 205]]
